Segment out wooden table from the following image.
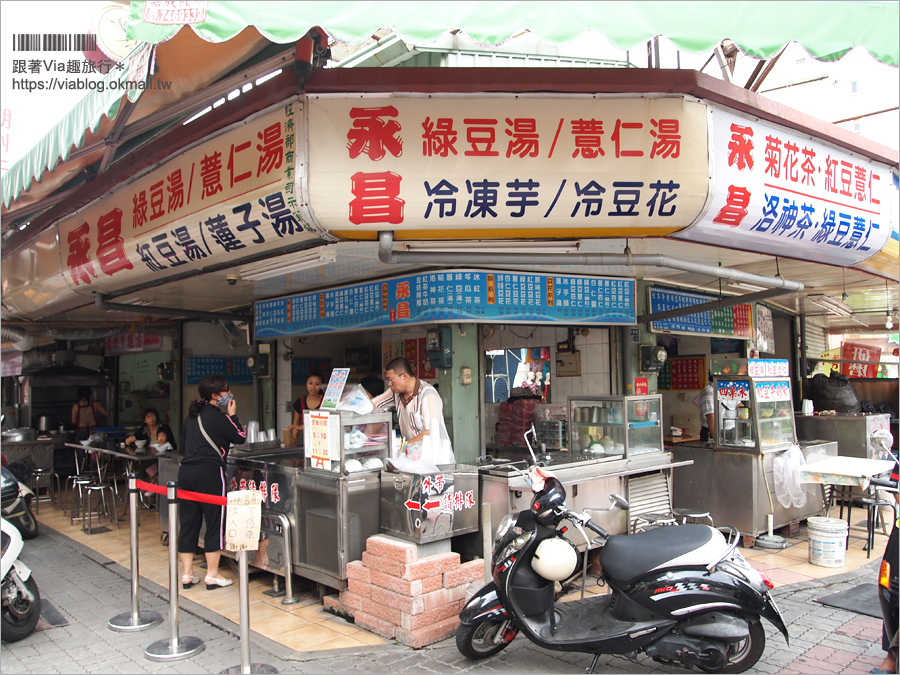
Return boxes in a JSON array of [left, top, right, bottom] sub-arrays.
[[664, 435, 701, 445]]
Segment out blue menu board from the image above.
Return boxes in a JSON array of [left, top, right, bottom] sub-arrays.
[[185, 356, 253, 385], [648, 287, 753, 338], [255, 269, 636, 339]]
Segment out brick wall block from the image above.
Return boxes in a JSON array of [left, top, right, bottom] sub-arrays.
[[400, 600, 462, 631], [422, 574, 443, 594], [353, 610, 397, 639], [338, 590, 363, 611], [347, 579, 372, 599], [370, 584, 424, 615], [360, 597, 402, 626], [370, 569, 423, 597], [443, 559, 485, 588], [421, 587, 453, 612], [345, 560, 370, 584], [395, 615, 460, 649], [448, 583, 470, 603], [366, 535, 418, 563], [362, 551, 403, 577], [400, 552, 460, 581]]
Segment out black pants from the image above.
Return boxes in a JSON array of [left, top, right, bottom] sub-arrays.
[[700, 427, 710, 442], [177, 462, 226, 555]]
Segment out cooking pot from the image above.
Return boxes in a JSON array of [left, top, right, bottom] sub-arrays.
[[38, 416, 53, 432], [2, 427, 36, 442]]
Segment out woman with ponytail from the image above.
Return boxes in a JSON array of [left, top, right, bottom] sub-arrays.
[[177, 374, 246, 590]]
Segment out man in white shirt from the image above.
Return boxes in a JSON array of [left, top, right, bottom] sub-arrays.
[[699, 376, 715, 443], [384, 357, 454, 463]]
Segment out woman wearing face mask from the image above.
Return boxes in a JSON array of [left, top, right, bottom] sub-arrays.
[[177, 374, 246, 590], [288, 372, 325, 445]]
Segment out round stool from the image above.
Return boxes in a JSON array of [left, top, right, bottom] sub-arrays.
[[28, 468, 54, 514], [83, 483, 119, 533], [68, 475, 94, 525], [853, 496, 897, 558], [633, 512, 678, 533], [672, 508, 714, 527]]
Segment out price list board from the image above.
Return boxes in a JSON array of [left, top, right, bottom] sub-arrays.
[[648, 288, 752, 338], [255, 269, 636, 339], [186, 356, 253, 385], [658, 355, 707, 390], [290, 357, 332, 382]]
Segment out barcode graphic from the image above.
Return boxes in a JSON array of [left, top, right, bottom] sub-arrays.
[[12, 34, 97, 52]]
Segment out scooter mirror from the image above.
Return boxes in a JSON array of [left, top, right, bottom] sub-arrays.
[[609, 493, 629, 511], [870, 429, 895, 458], [523, 425, 539, 466]]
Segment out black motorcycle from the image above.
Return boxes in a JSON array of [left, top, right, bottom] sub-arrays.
[[458, 462, 788, 674]]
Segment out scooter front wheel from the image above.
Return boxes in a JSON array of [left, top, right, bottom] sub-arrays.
[[1, 574, 41, 643], [456, 617, 517, 660]]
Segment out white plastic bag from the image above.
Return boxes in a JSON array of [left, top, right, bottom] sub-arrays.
[[772, 444, 809, 509], [335, 384, 374, 415]]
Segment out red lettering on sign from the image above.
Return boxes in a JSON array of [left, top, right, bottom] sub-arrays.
[[727, 123, 754, 171], [96, 208, 133, 276], [713, 185, 751, 228], [66, 223, 97, 285], [348, 171, 404, 224], [348, 106, 402, 160]]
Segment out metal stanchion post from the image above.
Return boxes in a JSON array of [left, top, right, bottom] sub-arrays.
[[220, 550, 276, 674], [109, 474, 162, 631], [145, 481, 204, 661]]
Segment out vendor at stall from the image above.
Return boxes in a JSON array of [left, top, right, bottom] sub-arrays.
[[698, 375, 715, 443], [288, 372, 325, 445], [384, 357, 454, 463]]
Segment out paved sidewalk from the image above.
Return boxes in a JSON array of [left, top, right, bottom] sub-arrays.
[[1, 524, 888, 674]]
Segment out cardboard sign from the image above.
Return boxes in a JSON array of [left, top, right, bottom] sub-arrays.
[[224, 490, 262, 552], [321, 367, 350, 409]]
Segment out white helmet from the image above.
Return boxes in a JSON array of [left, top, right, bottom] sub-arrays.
[[531, 537, 578, 581]]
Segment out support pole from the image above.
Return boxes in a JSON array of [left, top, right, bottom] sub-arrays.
[[145, 482, 204, 661], [219, 548, 277, 674], [481, 501, 492, 583], [109, 474, 162, 631]]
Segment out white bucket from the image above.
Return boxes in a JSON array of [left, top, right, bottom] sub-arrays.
[[807, 516, 848, 567]]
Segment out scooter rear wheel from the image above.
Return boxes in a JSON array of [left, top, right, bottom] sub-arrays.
[[456, 618, 516, 660], [14, 498, 39, 540], [699, 619, 765, 674], [1, 574, 41, 643]]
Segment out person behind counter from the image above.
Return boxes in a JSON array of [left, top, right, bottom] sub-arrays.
[[71, 386, 108, 442], [384, 357, 454, 463], [125, 406, 177, 451], [698, 375, 715, 443], [178, 374, 246, 590], [288, 372, 325, 445]]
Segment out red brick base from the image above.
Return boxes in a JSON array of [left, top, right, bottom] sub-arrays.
[[325, 534, 485, 648]]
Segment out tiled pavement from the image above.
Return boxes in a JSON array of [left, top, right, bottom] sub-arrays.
[[1, 495, 893, 674]]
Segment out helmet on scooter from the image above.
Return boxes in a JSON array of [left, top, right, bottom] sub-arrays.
[[531, 536, 579, 581], [530, 476, 566, 527]]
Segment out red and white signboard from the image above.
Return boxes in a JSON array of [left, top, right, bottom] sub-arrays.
[[304, 410, 340, 471], [841, 341, 882, 378], [675, 107, 894, 266], [56, 99, 314, 294], [105, 332, 170, 356], [303, 95, 711, 237]]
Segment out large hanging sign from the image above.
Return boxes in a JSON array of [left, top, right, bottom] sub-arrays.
[[56, 98, 316, 294], [254, 269, 636, 338], [301, 95, 711, 238], [673, 107, 893, 266], [648, 287, 752, 338]]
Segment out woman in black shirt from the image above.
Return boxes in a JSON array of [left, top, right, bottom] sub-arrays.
[[177, 374, 245, 590]]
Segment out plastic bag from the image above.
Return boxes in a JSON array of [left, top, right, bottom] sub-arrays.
[[335, 384, 374, 415], [772, 444, 809, 509], [810, 371, 861, 413]]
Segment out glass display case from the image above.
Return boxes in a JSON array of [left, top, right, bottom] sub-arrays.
[[568, 395, 663, 458], [302, 409, 392, 474], [711, 358, 796, 452]]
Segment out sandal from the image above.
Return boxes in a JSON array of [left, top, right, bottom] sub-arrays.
[[181, 574, 201, 589], [205, 575, 234, 590]]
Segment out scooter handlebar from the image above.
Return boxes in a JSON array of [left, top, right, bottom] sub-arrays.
[[869, 477, 898, 490], [583, 518, 609, 539]]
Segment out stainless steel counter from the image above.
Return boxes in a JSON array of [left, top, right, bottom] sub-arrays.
[[795, 413, 892, 459]]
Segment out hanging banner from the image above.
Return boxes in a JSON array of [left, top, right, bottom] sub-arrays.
[[56, 98, 316, 294], [674, 106, 894, 266], [254, 269, 636, 338], [302, 94, 711, 238], [648, 287, 752, 338]]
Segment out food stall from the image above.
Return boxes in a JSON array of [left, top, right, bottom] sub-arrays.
[[795, 412, 893, 460], [473, 394, 692, 553], [295, 408, 389, 590], [671, 359, 836, 540]]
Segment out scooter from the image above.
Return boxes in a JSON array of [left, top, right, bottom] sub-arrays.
[[458, 428, 788, 674], [0, 465, 38, 540], [869, 429, 898, 672], [1, 516, 41, 642]]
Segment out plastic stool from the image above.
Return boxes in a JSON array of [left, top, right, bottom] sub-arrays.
[[28, 468, 53, 514], [633, 512, 678, 533], [83, 483, 119, 533], [672, 508, 714, 526]]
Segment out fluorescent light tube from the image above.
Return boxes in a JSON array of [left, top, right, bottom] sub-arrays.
[[240, 250, 336, 281], [807, 294, 853, 317], [727, 282, 767, 293], [401, 240, 581, 255]]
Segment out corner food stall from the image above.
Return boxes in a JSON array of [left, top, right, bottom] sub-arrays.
[[671, 358, 837, 541]]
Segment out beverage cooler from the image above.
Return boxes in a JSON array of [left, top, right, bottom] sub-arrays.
[[294, 409, 390, 590], [672, 359, 835, 539]]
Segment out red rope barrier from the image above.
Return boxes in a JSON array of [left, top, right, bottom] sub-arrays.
[[134, 479, 228, 506]]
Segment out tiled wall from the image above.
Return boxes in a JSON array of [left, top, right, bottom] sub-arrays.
[[483, 324, 613, 446]]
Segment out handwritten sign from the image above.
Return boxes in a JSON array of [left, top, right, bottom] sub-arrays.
[[224, 490, 262, 552], [304, 410, 340, 471]]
